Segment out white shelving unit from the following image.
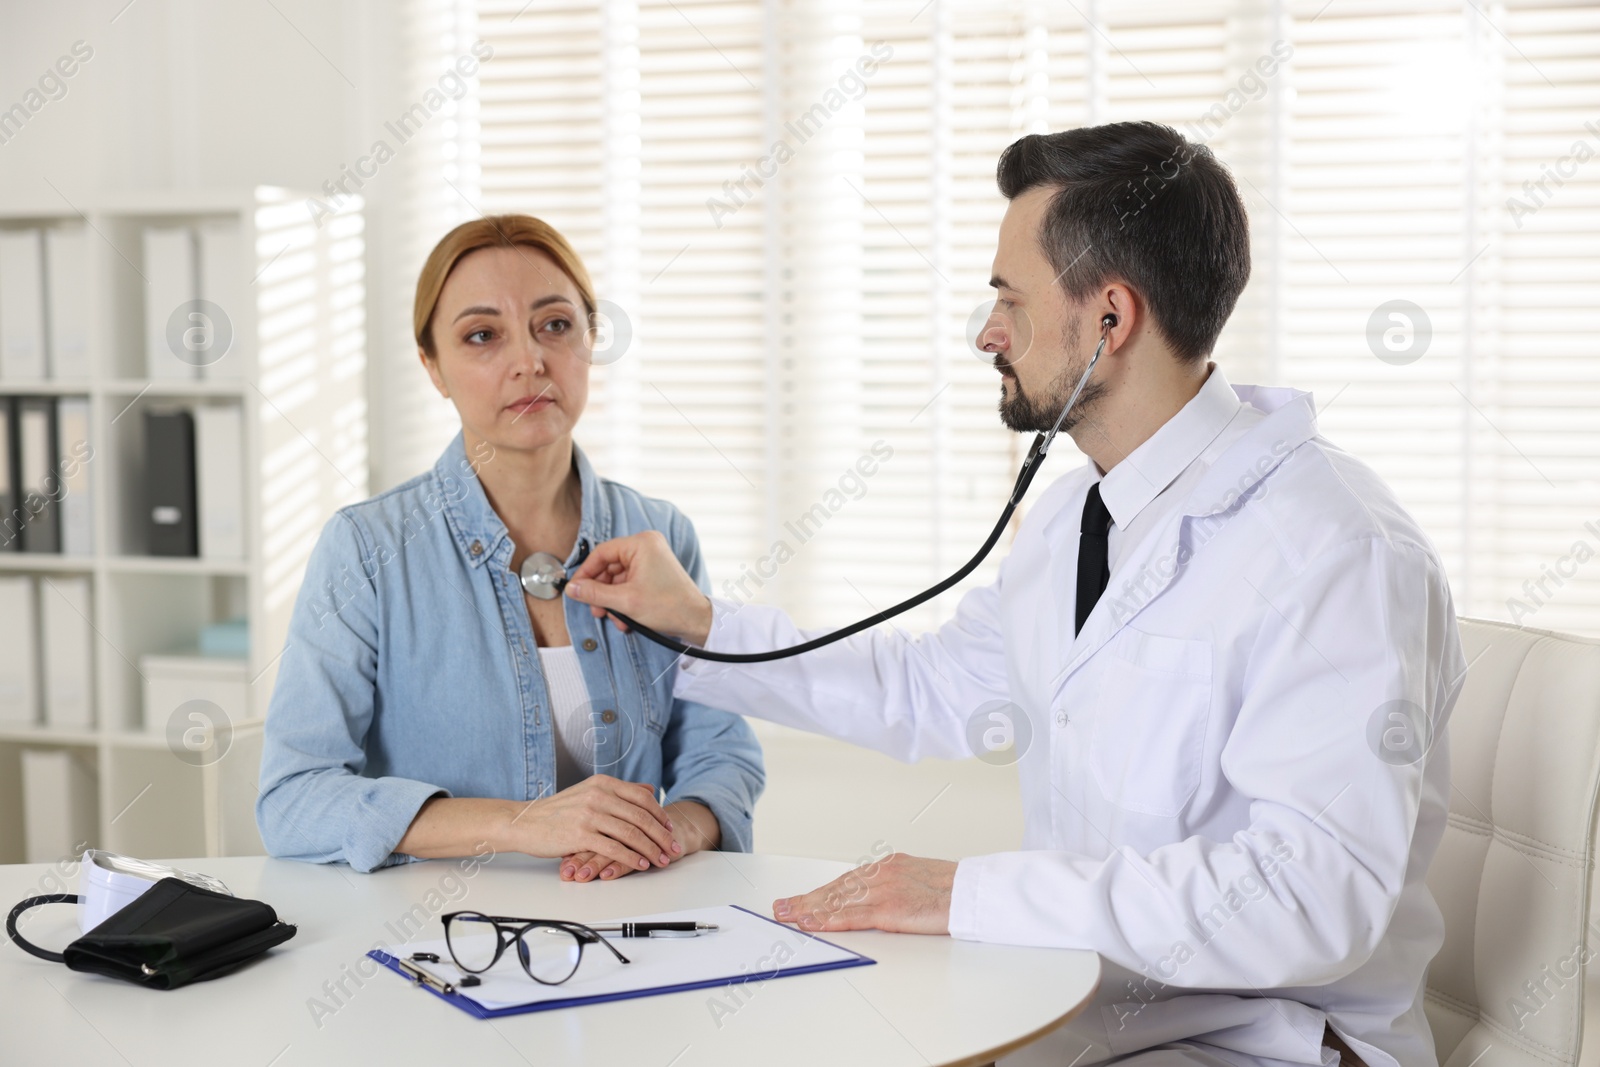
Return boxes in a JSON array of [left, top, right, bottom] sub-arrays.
[[0, 187, 367, 863]]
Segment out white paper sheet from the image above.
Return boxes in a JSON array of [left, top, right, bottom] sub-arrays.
[[389, 904, 871, 1012]]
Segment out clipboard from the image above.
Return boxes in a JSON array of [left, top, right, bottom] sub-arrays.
[[369, 904, 875, 1019]]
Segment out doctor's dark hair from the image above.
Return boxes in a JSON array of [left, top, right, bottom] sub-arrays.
[[413, 214, 597, 359], [995, 121, 1251, 364]]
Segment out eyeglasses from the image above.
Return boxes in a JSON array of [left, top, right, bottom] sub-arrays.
[[441, 911, 631, 986]]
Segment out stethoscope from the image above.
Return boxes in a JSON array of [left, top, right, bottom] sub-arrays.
[[521, 313, 1117, 662]]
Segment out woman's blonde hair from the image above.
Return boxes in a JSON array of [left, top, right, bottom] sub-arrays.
[[413, 214, 597, 358]]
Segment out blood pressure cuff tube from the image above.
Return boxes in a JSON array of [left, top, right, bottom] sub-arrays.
[[6, 877, 296, 990]]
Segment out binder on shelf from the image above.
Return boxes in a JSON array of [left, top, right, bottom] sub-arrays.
[[198, 220, 245, 380], [57, 396, 93, 556], [196, 402, 244, 559], [143, 226, 200, 380], [0, 229, 47, 380], [145, 408, 198, 556], [0, 396, 16, 553], [45, 226, 92, 380], [21, 748, 98, 864], [17, 397, 60, 553], [0, 575, 40, 725], [41, 574, 94, 730]]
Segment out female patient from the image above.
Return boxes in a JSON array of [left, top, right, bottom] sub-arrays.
[[257, 215, 764, 876]]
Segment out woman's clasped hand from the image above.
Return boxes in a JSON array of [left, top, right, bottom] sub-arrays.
[[515, 774, 680, 874]]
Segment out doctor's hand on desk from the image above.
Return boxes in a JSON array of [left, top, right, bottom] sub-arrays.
[[773, 853, 958, 936], [565, 531, 713, 645]]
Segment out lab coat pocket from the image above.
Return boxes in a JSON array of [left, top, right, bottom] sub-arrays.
[[1089, 630, 1213, 818]]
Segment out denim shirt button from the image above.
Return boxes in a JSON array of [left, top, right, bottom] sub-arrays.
[[469, 539, 484, 556], [581, 638, 597, 652], [600, 709, 617, 724]]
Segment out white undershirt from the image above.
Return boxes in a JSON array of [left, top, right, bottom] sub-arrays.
[[537, 645, 594, 791]]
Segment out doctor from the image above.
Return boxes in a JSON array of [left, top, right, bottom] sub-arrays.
[[565, 121, 1463, 1067]]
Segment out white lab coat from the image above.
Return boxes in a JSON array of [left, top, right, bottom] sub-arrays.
[[676, 376, 1464, 1067]]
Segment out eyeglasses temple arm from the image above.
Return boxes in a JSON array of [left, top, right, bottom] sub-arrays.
[[586, 929, 632, 965]]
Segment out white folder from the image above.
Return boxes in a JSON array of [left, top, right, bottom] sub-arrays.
[[21, 748, 98, 864], [57, 396, 93, 556], [198, 220, 246, 380], [41, 575, 94, 729], [143, 226, 200, 380], [196, 402, 245, 559], [45, 227, 92, 379], [0, 575, 40, 725], [0, 230, 47, 380]]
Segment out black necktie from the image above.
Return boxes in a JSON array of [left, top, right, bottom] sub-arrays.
[[1075, 482, 1112, 636]]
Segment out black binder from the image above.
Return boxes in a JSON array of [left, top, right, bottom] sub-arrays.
[[17, 396, 60, 553], [0, 396, 16, 552], [145, 409, 198, 556]]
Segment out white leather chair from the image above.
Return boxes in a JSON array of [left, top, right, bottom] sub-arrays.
[[1425, 617, 1600, 1066]]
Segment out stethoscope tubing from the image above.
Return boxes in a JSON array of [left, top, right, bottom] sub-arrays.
[[603, 326, 1111, 663]]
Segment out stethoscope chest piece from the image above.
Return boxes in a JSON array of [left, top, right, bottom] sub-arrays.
[[519, 551, 568, 600]]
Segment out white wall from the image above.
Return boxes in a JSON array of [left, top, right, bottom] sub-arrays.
[[753, 722, 1023, 863], [0, 2, 375, 192]]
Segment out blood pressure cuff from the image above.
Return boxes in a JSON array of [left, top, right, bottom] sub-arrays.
[[6, 877, 296, 989]]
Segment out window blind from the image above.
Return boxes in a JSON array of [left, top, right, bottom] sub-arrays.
[[423, 0, 1600, 634]]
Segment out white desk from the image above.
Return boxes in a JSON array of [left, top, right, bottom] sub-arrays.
[[0, 852, 1099, 1066]]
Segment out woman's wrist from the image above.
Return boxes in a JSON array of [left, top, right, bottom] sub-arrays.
[[665, 799, 721, 856], [398, 796, 529, 859], [490, 796, 544, 855]]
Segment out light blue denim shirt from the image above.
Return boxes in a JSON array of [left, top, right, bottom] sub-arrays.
[[257, 434, 765, 872]]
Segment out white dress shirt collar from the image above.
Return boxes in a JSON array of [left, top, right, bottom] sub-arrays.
[[1094, 362, 1242, 533]]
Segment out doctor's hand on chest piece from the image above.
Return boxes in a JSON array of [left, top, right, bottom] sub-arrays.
[[772, 853, 959, 935], [565, 531, 713, 645]]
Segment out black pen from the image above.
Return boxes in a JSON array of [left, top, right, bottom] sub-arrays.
[[588, 921, 718, 938]]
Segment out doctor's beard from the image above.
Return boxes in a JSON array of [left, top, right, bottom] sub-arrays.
[[997, 316, 1108, 433]]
